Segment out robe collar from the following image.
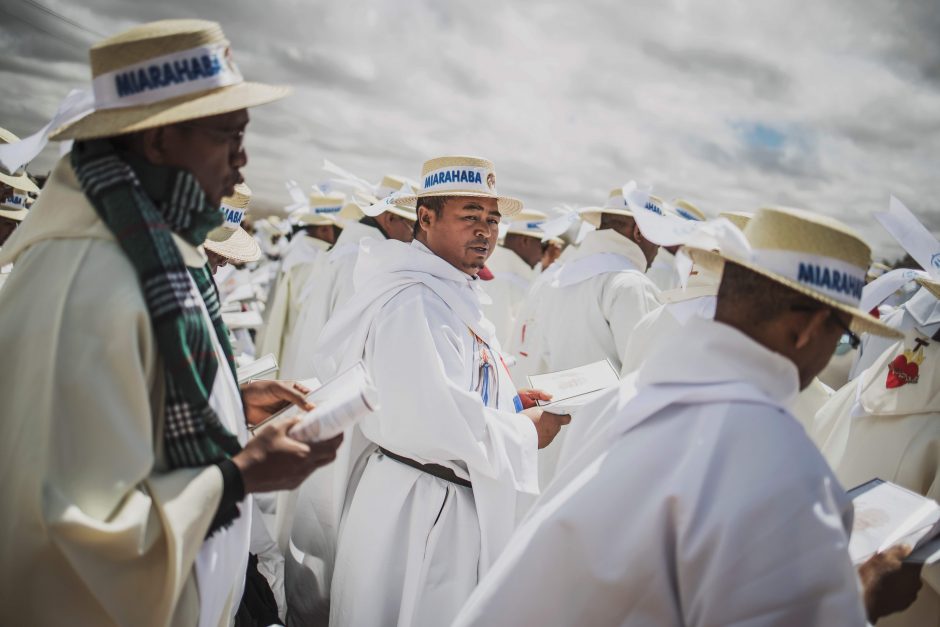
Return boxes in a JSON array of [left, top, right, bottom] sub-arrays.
[[637, 316, 801, 409], [281, 233, 330, 272], [550, 229, 649, 288]]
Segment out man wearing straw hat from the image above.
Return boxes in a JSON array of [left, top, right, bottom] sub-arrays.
[[481, 208, 547, 346], [304, 155, 568, 626], [203, 182, 263, 274], [281, 179, 416, 379], [531, 186, 662, 376], [0, 20, 344, 626], [0, 187, 31, 292], [256, 191, 345, 366], [645, 198, 706, 291], [455, 207, 923, 627]]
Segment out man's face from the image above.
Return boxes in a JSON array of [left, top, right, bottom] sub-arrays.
[[798, 310, 851, 388], [155, 109, 249, 208], [206, 250, 229, 274], [378, 212, 415, 243], [0, 216, 18, 246], [305, 224, 337, 245], [602, 214, 660, 269], [419, 197, 500, 276]]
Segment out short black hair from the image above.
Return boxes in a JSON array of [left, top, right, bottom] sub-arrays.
[[414, 196, 446, 237], [716, 262, 821, 327]]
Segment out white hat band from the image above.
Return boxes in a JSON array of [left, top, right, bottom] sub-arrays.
[[220, 203, 245, 230], [752, 248, 866, 307], [421, 165, 492, 195], [92, 42, 243, 110], [1, 192, 28, 210]]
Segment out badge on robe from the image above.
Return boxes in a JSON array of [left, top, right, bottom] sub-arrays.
[[886, 338, 929, 389]]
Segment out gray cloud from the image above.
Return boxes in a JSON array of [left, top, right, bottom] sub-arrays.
[[0, 0, 938, 261]]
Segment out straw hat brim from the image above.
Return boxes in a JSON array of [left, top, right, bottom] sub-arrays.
[[0, 170, 39, 194], [580, 207, 630, 228], [386, 205, 417, 221], [687, 246, 902, 339], [49, 82, 291, 141], [916, 276, 940, 300], [396, 191, 523, 218], [0, 207, 29, 221], [204, 226, 261, 264]]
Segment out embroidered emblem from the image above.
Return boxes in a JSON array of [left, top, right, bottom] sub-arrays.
[[885, 338, 929, 388], [486, 172, 496, 190]]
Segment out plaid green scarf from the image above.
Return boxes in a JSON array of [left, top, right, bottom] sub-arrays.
[[71, 139, 242, 469]]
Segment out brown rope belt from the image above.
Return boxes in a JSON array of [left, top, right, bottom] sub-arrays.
[[378, 447, 472, 489]]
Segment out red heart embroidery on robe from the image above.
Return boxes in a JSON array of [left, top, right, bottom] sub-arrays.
[[886, 354, 919, 388]]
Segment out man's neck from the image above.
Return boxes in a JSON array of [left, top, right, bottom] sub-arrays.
[[415, 235, 476, 277]]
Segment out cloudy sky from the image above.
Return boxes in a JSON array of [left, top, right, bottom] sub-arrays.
[[1, 0, 938, 259]]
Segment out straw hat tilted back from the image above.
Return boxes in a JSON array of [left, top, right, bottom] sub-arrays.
[[395, 155, 523, 217], [204, 182, 261, 264], [50, 19, 289, 141], [686, 207, 901, 338], [0, 127, 40, 193]]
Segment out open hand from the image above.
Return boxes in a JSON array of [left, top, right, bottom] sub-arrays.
[[859, 545, 923, 623]]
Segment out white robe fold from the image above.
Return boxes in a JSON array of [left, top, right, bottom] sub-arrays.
[[480, 245, 535, 348], [454, 317, 868, 627], [281, 221, 384, 379], [255, 235, 330, 365], [287, 239, 538, 627]]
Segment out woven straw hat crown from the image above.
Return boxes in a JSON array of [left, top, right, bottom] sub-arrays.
[[205, 182, 261, 263], [396, 155, 523, 217], [51, 19, 289, 140], [0, 127, 40, 193]]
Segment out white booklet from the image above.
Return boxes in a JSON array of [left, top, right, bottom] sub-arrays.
[[222, 309, 264, 330], [847, 478, 940, 565], [236, 353, 279, 384], [250, 362, 379, 443], [527, 360, 621, 414]]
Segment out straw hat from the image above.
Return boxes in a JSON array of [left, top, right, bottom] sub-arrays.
[[395, 155, 523, 217], [917, 276, 940, 299], [0, 188, 30, 221], [204, 182, 261, 263], [718, 211, 752, 231], [375, 174, 409, 199], [363, 175, 418, 221], [0, 128, 40, 194], [673, 199, 706, 221], [505, 208, 547, 239], [579, 189, 667, 228], [50, 19, 290, 141], [686, 207, 900, 338]]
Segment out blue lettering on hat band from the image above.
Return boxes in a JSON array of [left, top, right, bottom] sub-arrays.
[[424, 169, 484, 189], [222, 207, 245, 224], [675, 208, 700, 221], [797, 262, 863, 299], [114, 52, 224, 98], [314, 206, 342, 214]]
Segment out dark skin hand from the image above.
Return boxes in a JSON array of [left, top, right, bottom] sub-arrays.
[[517, 387, 552, 410], [859, 545, 923, 623], [232, 379, 343, 493], [521, 406, 571, 449]]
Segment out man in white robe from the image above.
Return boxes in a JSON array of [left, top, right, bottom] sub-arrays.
[[281, 188, 416, 379], [256, 205, 340, 364], [298, 156, 569, 627], [0, 19, 343, 626], [644, 198, 706, 292], [809, 280, 940, 627], [481, 210, 545, 347], [529, 190, 661, 488], [454, 207, 919, 627]]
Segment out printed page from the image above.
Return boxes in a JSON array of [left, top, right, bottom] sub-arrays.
[[527, 360, 620, 410], [848, 479, 940, 564]]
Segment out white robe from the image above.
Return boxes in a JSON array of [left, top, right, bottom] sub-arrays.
[[281, 221, 384, 379], [288, 239, 538, 627], [504, 244, 576, 383], [645, 246, 679, 291], [481, 245, 536, 348], [255, 235, 330, 364], [454, 317, 868, 627], [530, 229, 659, 488], [809, 290, 940, 627]]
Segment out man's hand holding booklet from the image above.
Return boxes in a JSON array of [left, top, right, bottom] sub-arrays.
[[251, 362, 379, 444]]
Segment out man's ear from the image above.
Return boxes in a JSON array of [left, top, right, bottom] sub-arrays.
[[632, 222, 645, 245], [794, 308, 830, 350], [138, 127, 168, 164]]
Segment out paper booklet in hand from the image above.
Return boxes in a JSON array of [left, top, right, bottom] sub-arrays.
[[847, 478, 940, 565], [236, 353, 279, 384], [250, 362, 379, 443], [527, 360, 621, 414]]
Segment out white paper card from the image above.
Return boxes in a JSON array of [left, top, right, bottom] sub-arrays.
[[222, 309, 263, 330], [527, 360, 620, 410], [847, 478, 940, 565], [236, 353, 279, 384]]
